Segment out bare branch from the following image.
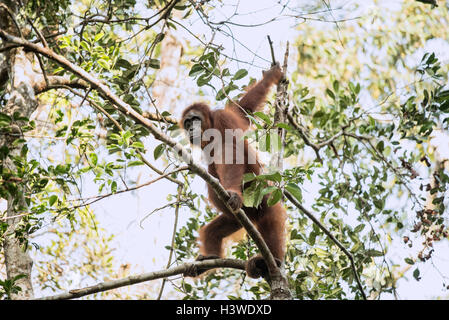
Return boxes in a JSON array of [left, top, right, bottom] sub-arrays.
[[26, 17, 48, 48], [267, 35, 276, 65], [34, 75, 89, 93], [38, 258, 246, 300], [157, 185, 182, 299]]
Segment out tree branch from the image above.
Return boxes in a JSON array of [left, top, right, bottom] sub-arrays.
[[284, 191, 367, 300], [65, 166, 188, 211], [286, 111, 322, 162], [266, 35, 276, 65], [60, 85, 184, 186], [34, 75, 89, 93], [38, 258, 246, 300], [157, 185, 182, 299], [286, 109, 354, 163]]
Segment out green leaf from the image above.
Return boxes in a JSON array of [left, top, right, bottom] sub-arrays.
[[373, 198, 384, 210], [122, 130, 133, 145], [314, 248, 328, 257], [313, 110, 325, 119], [189, 64, 204, 77], [376, 140, 384, 152], [264, 133, 271, 152], [366, 249, 384, 257], [115, 58, 133, 70], [148, 59, 160, 69], [49, 195, 58, 206], [246, 115, 263, 129], [254, 111, 272, 125], [261, 186, 277, 196], [285, 183, 302, 202], [154, 33, 165, 43], [221, 68, 230, 77], [153, 144, 165, 160], [326, 88, 335, 100], [197, 74, 212, 86], [413, 268, 421, 281], [216, 88, 227, 101], [405, 258, 415, 265], [243, 182, 258, 207], [354, 224, 365, 233], [111, 181, 117, 193], [184, 283, 192, 293], [131, 141, 145, 150], [233, 69, 248, 80], [276, 123, 292, 130], [98, 59, 110, 70], [243, 173, 256, 183], [333, 80, 339, 93], [80, 41, 90, 51], [258, 172, 282, 182], [90, 153, 98, 166], [0, 113, 12, 123], [128, 160, 144, 167], [267, 188, 282, 206], [94, 32, 104, 42]]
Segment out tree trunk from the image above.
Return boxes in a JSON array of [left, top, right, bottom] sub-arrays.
[[1, 0, 37, 299]]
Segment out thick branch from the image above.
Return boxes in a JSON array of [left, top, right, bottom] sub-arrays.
[[0, 41, 35, 299], [34, 75, 89, 93], [38, 258, 246, 300]]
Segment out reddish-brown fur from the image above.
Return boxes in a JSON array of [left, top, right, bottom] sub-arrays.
[[181, 65, 287, 278]]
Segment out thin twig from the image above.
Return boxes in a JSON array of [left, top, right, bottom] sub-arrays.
[[26, 17, 48, 47], [67, 167, 188, 207], [267, 35, 276, 65], [157, 185, 182, 300]]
